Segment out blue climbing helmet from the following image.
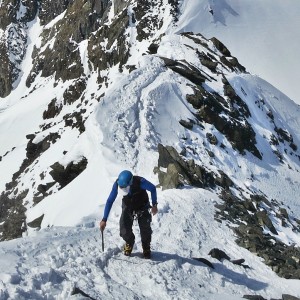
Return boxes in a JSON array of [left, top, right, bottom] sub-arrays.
[[117, 170, 133, 188]]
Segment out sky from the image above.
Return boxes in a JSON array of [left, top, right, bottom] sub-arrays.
[[1, 0, 300, 299]]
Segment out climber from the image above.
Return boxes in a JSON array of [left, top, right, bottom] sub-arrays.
[[99, 170, 158, 259]]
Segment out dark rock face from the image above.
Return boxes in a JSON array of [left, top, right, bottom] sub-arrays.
[[87, 9, 130, 79], [191, 77, 261, 159], [0, 189, 28, 241], [63, 78, 87, 105], [161, 57, 207, 86], [210, 37, 231, 57], [27, 214, 44, 229], [0, 0, 38, 97], [282, 295, 300, 300], [30, 0, 126, 87], [133, 0, 179, 41], [155, 144, 216, 190], [243, 294, 300, 300], [208, 248, 230, 261], [63, 109, 86, 133], [49, 158, 88, 189], [43, 98, 63, 119], [243, 296, 267, 300], [39, 0, 76, 26], [215, 189, 300, 279], [133, 0, 159, 42], [0, 42, 12, 97], [0, 0, 19, 28], [156, 144, 237, 191], [27, 0, 111, 86]]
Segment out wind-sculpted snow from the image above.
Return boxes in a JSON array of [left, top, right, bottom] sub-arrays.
[[95, 55, 195, 172], [1, 189, 299, 299]]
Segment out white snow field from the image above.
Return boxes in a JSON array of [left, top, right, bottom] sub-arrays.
[[1, 189, 300, 300]]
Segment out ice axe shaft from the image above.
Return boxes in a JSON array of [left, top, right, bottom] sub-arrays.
[[101, 230, 104, 251]]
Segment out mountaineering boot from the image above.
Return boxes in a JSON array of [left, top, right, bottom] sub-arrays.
[[142, 244, 151, 259], [123, 243, 133, 256]]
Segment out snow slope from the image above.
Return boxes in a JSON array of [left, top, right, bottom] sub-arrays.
[[1, 0, 300, 299], [174, 0, 300, 105], [1, 189, 300, 300]]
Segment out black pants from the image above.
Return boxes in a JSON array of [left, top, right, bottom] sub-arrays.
[[119, 205, 152, 247]]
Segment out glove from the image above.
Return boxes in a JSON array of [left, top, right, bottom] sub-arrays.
[[99, 220, 106, 232]]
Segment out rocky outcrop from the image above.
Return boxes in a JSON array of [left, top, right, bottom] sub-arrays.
[[27, 0, 111, 86], [63, 109, 86, 133], [0, 0, 38, 97], [20, 0, 38, 23], [1, 0, 125, 97], [243, 294, 300, 300], [215, 190, 300, 279], [161, 57, 207, 86], [43, 98, 63, 119], [0, 0, 19, 29], [188, 78, 261, 159], [155, 144, 236, 191], [132, 0, 179, 42], [87, 8, 130, 80], [0, 151, 88, 240], [0, 132, 61, 240], [63, 78, 87, 105], [0, 189, 28, 241], [39, 0, 75, 26], [155, 144, 216, 190], [27, 214, 44, 229], [0, 42, 12, 98], [206, 249, 300, 299], [49, 157, 88, 189]]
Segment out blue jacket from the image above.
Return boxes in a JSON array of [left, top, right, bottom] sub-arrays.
[[102, 177, 157, 221]]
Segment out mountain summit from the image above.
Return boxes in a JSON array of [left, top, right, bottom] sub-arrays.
[[1, 0, 300, 299]]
